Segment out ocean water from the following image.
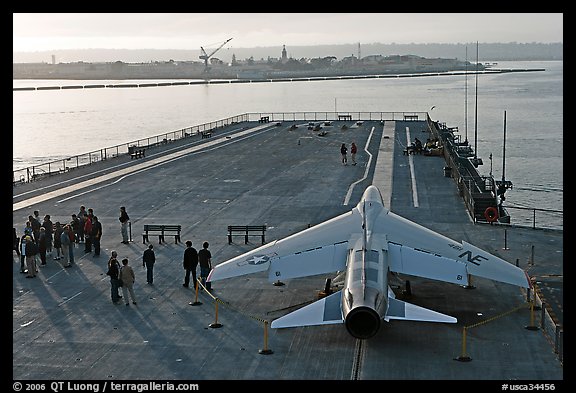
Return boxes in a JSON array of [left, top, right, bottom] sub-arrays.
[[12, 61, 563, 228]]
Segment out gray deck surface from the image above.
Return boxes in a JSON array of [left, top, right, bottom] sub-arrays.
[[13, 120, 563, 384]]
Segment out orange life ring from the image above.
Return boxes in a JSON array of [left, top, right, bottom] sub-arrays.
[[484, 207, 498, 222]]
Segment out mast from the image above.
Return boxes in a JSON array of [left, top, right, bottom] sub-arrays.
[[496, 110, 513, 210], [474, 41, 478, 161], [465, 45, 468, 143], [502, 110, 507, 183]]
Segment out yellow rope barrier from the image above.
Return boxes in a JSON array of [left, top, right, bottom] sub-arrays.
[[455, 302, 531, 362], [194, 277, 273, 354]]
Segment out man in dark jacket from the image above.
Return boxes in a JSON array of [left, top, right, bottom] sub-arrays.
[[106, 251, 122, 304], [91, 216, 103, 256], [183, 241, 198, 289], [198, 241, 212, 291], [142, 244, 156, 285]]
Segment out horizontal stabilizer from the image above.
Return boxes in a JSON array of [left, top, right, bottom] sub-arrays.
[[271, 291, 343, 329], [385, 297, 457, 323]]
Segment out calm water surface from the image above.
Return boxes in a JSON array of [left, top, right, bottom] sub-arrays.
[[13, 61, 563, 227]]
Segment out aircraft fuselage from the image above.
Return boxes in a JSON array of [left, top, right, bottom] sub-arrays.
[[342, 192, 389, 339]]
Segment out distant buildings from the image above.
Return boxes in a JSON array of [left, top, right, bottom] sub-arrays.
[[13, 46, 483, 80]]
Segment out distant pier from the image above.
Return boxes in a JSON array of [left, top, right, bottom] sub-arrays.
[[13, 68, 545, 91]]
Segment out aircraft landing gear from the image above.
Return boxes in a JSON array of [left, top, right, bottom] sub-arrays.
[[402, 280, 412, 298]]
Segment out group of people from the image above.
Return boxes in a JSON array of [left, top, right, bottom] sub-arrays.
[[106, 250, 137, 305], [103, 239, 213, 306], [15, 205, 215, 308], [183, 241, 212, 291], [13, 206, 103, 276], [340, 142, 358, 166]]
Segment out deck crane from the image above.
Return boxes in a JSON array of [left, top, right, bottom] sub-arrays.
[[200, 37, 233, 73]]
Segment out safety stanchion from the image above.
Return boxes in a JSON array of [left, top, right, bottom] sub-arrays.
[[532, 283, 542, 310], [455, 327, 472, 362], [525, 300, 539, 331], [258, 320, 274, 355], [209, 299, 223, 328], [503, 229, 509, 250], [188, 278, 202, 306]]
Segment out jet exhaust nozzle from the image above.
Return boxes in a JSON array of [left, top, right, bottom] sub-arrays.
[[345, 306, 381, 339]]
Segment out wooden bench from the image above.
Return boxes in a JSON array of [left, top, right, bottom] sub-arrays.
[[404, 114, 419, 121], [338, 114, 352, 121], [228, 225, 267, 245], [259, 116, 270, 123], [130, 148, 145, 159], [201, 131, 212, 139], [142, 224, 181, 244]]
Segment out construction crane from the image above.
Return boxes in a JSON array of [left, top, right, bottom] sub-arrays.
[[200, 37, 233, 73]]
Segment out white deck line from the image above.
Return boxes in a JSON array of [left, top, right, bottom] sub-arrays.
[[371, 121, 395, 209], [13, 124, 271, 211]]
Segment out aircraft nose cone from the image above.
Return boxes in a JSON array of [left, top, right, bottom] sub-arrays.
[[345, 306, 381, 339]]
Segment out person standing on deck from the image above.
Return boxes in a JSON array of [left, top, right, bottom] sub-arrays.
[[106, 251, 122, 304], [42, 215, 53, 256], [183, 241, 198, 289], [83, 214, 92, 253], [53, 222, 63, 260], [38, 227, 47, 266], [19, 233, 27, 273], [120, 258, 137, 306], [13, 228, 20, 258], [350, 142, 358, 166], [340, 143, 348, 165], [142, 244, 156, 285], [119, 206, 130, 244], [91, 216, 103, 257], [60, 225, 72, 268], [24, 235, 38, 278], [32, 210, 41, 242], [70, 214, 80, 243], [29, 214, 41, 244], [198, 241, 212, 291], [77, 206, 87, 243], [66, 224, 75, 265]]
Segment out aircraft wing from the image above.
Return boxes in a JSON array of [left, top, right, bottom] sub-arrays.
[[388, 243, 469, 286], [375, 209, 531, 289], [208, 209, 361, 283]]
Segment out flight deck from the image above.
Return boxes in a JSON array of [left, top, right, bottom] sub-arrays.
[[12, 118, 563, 382]]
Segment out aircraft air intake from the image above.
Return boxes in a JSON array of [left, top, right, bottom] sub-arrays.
[[345, 306, 381, 339]]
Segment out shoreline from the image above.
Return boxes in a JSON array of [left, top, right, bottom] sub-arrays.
[[12, 68, 545, 91]]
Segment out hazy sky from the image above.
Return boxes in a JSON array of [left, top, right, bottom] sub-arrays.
[[13, 13, 563, 52]]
